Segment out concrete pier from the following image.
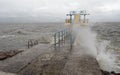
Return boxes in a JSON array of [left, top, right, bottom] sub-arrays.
[[0, 36, 102, 75], [61, 46, 102, 75]]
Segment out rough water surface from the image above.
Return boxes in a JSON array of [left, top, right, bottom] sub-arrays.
[[0, 23, 65, 51], [0, 22, 120, 75]]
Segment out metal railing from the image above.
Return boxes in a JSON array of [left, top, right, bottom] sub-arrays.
[[54, 28, 70, 50], [28, 39, 38, 48], [27, 28, 73, 50]]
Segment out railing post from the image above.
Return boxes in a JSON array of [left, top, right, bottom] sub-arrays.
[[58, 32, 60, 48], [53, 28, 72, 50], [61, 31, 63, 41], [70, 32, 73, 49], [28, 39, 33, 48], [63, 30, 65, 43], [69, 25, 73, 50], [54, 33, 56, 50]]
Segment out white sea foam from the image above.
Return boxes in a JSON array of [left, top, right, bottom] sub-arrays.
[[96, 41, 120, 72], [0, 35, 16, 39], [73, 24, 97, 57]]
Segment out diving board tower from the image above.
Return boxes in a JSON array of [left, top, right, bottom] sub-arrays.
[[65, 10, 89, 49], [66, 10, 89, 25]]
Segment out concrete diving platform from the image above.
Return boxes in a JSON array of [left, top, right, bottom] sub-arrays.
[[0, 29, 102, 75], [0, 10, 103, 75]]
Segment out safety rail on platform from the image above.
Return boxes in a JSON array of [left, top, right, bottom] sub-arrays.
[[54, 28, 70, 50]]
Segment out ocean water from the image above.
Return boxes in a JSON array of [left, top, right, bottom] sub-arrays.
[[0, 23, 65, 51], [92, 22, 120, 48], [0, 22, 119, 52], [92, 22, 120, 72]]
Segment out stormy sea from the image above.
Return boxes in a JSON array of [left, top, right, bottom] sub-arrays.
[[0, 22, 120, 73], [0, 23, 65, 51], [92, 22, 120, 72]]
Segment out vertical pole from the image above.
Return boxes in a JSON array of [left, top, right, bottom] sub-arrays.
[[70, 15, 73, 50], [64, 30, 65, 43], [62, 31, 63, 41], [84, 15, 86, 23], [59, 32, 60, 48], [54, 33, 56, 50]]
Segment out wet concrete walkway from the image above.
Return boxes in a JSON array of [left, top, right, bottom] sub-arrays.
[[61, 46, 102, 75], [18, 38, 71, 75], [0, 44, 52, 74], [18, 38, 102, 75], [0, 37, 102, 75]]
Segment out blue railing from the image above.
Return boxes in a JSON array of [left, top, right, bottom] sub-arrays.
[[54, 28, 70, 50]]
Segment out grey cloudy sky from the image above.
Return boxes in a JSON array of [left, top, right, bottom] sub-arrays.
[[0, 0, 120, 22]]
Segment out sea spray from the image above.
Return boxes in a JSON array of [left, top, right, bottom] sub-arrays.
[[72, 23, 120, 72], [73, 24, 97, 57], [96, 41, 120, 72]]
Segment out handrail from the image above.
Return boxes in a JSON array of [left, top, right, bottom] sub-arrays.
[[54, 28, 69, 50], [28, 39, 38, 48]]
